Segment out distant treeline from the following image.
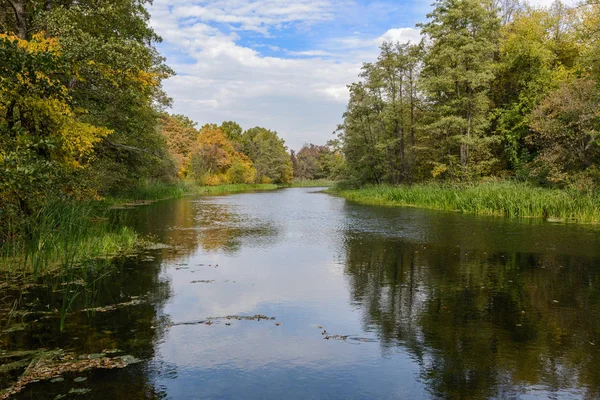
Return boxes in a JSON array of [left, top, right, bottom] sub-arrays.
[[161, 116, 344, 185], [337, 0, 600, 189], [161, 116, 294, 185]]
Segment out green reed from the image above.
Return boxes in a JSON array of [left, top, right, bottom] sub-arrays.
[[331, 181, 600, 224], [0, 201, 138, 276], [282, 179, 337, 188]]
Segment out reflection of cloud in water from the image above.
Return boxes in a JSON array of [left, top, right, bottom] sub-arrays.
[[142, 188, 600, 399]]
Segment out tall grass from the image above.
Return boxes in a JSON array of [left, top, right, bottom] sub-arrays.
[[107, 181, 280, 204], [192, 183, 279, 195], [282, 179, 337, 188], [107, 180, 191, 203], [0, 201, 138, 276], [331, 182, 600, 223]]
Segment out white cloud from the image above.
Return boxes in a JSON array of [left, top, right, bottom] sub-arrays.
[[161, 0, 344, 33], [286, 50, 335, 57], [379, 27, 422, 45], [148, 1, 423, 150]]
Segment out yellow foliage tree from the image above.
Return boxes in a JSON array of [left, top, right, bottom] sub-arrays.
[[160, 114, 198, 177], [186, 124, 256, 185], [1, 33, 112, 211]]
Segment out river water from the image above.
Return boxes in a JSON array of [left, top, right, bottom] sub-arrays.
[[4, 188, 600, 399]]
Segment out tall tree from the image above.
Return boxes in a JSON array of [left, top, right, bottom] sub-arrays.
[[420, 0, 501, 179], [160, 114, 198, 176], [241, 127, 293, 184], [528, 78, 600, 186]]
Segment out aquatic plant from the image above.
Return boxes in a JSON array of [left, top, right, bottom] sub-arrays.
[[0, 201, 138, 276], [331, 181, 600, 223]]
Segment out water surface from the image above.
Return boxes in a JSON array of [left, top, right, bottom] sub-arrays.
[[4, 188, 600, 399]]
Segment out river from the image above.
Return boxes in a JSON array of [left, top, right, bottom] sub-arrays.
[[4, 188, 600, 399]]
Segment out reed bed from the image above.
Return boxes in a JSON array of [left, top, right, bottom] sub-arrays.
[[331, 182, 600, 224], [283, 179, 337, 188], [0, 201, 138, 276], [193, 183, 278, 194]]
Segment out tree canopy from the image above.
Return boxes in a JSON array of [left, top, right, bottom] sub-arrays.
[[337, 0, 600, 189]]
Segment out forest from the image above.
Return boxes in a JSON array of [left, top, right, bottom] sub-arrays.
[[338, 0, 600, 189]]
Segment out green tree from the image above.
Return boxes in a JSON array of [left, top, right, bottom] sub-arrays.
[[528, 78, 600, 186], [220, 121, 243, 146], [491, 5, 579, 174], [338, 42, 424, 184], [420, 0, 501, 179], [241, 127, 293, 183]]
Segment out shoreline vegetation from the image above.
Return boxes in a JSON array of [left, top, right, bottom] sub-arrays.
[[330, 181, 600, 224], [0, 181, 333, 276]]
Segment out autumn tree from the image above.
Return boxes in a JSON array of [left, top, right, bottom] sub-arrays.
[[160, 114, 198, 176], [0, 33, 111, 222], [293, 143, 343, 180], [189, 124, 256, 185]]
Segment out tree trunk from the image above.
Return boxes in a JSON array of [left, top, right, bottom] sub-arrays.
[[6, 100, 16, 132], [7, 0, 27, 38]]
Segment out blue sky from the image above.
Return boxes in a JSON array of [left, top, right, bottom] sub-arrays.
[[148, 0, 555, 150]]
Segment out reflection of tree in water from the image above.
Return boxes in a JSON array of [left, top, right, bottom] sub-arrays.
[[195, 203, 278, 254], [343, 233, 600, 399], [126, 198, 279, 257], [1, 253, 172, 399]]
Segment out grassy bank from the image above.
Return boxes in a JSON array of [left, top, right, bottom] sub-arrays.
[[0, 182, 282, 275], [282, 179, 337, 188], [330, 182, 600, 224], [107, 181, 280, 205], [193, 183, 279, 194], [0, 201, 139, 276]]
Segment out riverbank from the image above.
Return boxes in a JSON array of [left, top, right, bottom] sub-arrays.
[[0, 182, 286, 275], [330, 182, 600, 224], [282, 179, 337, 188], [0, 201, 140, 276], [105, 182, 280, 205]]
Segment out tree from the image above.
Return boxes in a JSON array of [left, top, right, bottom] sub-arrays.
[[188, 124, 256, 185], [44, 0, 174, 192], [220, 121, 243, 146], [338, 42, 424, 184], [160, 114, 198, 176], [420, 0, 501, 179], [577, 0, 600, 79], [0, 0, 175, 196], [240, 127, 293, 184], [528, 78, 600, 186], [0, 33, 111, 217]]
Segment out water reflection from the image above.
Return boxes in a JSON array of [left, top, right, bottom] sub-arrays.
[[343, 232, 600, 399], [4, 188, 600, 399], [2, 253, 172, 399], [127, 197, 279, 258]]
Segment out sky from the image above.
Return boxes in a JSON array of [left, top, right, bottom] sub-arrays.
[[148, 0, 562, 151]]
